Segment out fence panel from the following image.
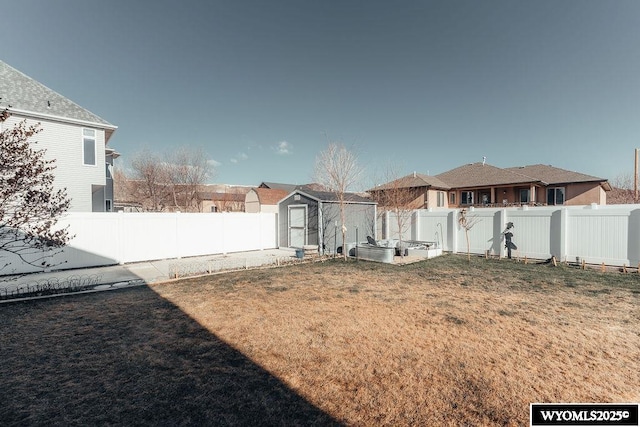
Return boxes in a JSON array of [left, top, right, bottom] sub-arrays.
[[566, 207, 630, 265], [1, 212, 278, 275], [415, 210, 451, 250], [399, 204, 640, 266], [506, 208, 555, 260], [455, 209, 501, 256], [120, 213, 180, 263]]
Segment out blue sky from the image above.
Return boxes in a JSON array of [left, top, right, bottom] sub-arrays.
[[2, 1, 639, 188]]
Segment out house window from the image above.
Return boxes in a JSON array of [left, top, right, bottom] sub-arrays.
[[547, 187, 565, 205], [449, 192, 456, 205], [520, 189, 530, 204], [83, 129, 96, 166], [437, 191, 445, 207], [105, 199, 112, 212], [105, 163, 112, 179], [461, 191, 473, 205]]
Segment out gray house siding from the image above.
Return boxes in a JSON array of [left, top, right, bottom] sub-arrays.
[[0, 60, 117, 212], [5, 115, 108, 212]]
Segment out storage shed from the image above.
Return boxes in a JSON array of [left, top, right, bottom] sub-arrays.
[[245, 188, 289, 213], [278, 189, 376, 254]]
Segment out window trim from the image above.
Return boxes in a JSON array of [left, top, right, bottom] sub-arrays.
[[519, 189, 530, 204], [546, 187, 566, 205], [461, 191, 474, 205], [105, 199, 112, 212], [83, 128, 97, 166]]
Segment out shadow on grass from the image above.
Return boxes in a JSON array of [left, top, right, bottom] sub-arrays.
[[0, 286, 341, 426]]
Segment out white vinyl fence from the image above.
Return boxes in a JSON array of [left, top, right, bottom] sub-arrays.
[[2, 212, 278, 275], [381, 204, 640, 267]]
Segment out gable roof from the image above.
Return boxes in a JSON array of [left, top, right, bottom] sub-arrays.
[[292, 189, 374, 204], [435, 162, 539, 188], [251, 188, 289, 205], [259, 182, 298, 192], [0, 60, 115, 130], [505, 164, 609, 187], [369, 173, 450, 191], [259, 182, 328, 192]]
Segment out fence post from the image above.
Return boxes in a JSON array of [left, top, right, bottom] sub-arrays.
[[222, 213, 227, 255], [175, 211, 181, 259], [259, 213, 264, 251], [560, 207, 568, 263], [499, 209, 508, 258], [384, 210, 390, 240], [450, 210, 459, 254], [117, 210, 125, 264]]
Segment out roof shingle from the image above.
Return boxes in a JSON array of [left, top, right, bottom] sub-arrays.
[[370, 173, 450, 191], [0, 60, 114, 127], [435, 163, 538, 188], [505, 164, 606, 185]]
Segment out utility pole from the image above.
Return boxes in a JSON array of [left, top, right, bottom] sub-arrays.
[[633, 148, 638, 203]]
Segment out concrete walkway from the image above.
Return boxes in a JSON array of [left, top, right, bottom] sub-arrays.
[[0, 248, 298, 301]]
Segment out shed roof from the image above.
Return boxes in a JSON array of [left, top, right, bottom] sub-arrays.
[[252, 188, 289, 205], [259, 182, 328, 192], [293, 189, 375, 204]]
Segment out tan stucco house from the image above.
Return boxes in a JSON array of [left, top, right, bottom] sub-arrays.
[[369, 162, 611, 209]]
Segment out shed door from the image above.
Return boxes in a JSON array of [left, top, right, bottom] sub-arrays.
[[288, 205, 307, 248]]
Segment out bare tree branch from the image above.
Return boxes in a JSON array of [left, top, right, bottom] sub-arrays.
[[314, 142, 363, 260], [0, 110, 72, 274], [128, 146, 215, 212]]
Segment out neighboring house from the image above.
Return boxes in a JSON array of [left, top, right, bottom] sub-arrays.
[[258, 181, 328, 192], [258, 182, 299, 193], [369, 162, 611, 209], [0, 60, 118, 212], [245, 188, 289, 213], [278, 189, 376, 253], [504, 164, 610, 206], [209, 189, 248, 212], [368, 172, 451, 210]]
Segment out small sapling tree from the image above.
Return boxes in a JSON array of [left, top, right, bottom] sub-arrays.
[[314, 142, 363, 260], [0, 111, 72, 273], [458, 208, 479, 262]]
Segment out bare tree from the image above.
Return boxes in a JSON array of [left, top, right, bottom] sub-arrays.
[[458, 208, 480, 262], [314, 142, 363, 260], [608, 172, 636, 204], [129, 146, 214, 212], [130, 148, 171, 211], [0, 111, 72, 273], [167, 146, 213, 212]]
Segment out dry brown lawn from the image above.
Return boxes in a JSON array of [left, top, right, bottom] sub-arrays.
[[150, 255, 640, 426], [1, 255, 638, 426]]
